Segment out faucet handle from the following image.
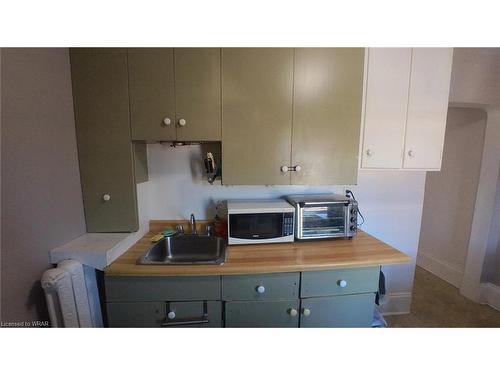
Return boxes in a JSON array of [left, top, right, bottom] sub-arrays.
[[176, 224, 185, 235], [205, 225, 214, 236]]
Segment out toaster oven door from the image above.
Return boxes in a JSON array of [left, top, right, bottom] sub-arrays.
[[298, 204, 347, 239]]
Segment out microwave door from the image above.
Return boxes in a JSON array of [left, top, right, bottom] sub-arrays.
[[300, 204, 346, 238], [229, 213, 284, 240]]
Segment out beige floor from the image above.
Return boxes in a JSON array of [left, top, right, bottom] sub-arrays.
[[385, 266, 500, 327]]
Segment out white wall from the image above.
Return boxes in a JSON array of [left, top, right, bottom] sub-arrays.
[[417, 107, 487, 287], [147, 143, 427, 313]]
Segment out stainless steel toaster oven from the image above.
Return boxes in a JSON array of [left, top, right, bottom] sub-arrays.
[[285, 194, 358, 240]]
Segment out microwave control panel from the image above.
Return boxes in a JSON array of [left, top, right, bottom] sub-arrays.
[[283, 212, 294, 237]]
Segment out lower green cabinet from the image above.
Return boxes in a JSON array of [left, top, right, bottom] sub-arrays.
[[225, 300, 300, 328], [105, 269, 379, 327], [107, 301, 222, 328], [299, 294, 375, 328]]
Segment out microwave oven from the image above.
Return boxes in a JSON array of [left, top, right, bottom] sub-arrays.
[[285, 194, 358, 240], [227, 199, 295, 245]]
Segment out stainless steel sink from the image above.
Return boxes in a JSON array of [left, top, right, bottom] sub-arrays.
[[137, 235, 227, 265]]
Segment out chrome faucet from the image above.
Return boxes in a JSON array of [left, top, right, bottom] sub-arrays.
[[189, 213, 197, 235]]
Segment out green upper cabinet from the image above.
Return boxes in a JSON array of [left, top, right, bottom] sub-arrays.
[[128, 48, 176, 141], [222, 48, 294, 185], [128, 48, 221, 142], [291, 48, 365, 185], [70, 49, 139, 232], [174, 48, 221, 141]]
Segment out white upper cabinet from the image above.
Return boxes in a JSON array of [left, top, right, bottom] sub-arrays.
[[361, 48, 412, 168], [360, 48, 453, 171], [403, 48, 454, 170]]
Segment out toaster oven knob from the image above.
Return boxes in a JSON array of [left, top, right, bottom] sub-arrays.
[[351, 208, 357, 215], [256, 285, 266, 294], [350, 225, 356, 232], [350, 216, 356, 223], [337, 279, 348, 288]]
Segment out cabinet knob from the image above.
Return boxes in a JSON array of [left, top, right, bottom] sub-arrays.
[[167, 311, 176, 320], [302, 308, 311, 316], [256, 285, 266, 294], [366, 149, 372, 157], [337, 279, 348, 288], [294, 165, 302, 172], [281, 165, 289, 173], [288, 308, 298, 317], [102, 194, 111, 202], [162, 117, 172, 126], [408, 150, 415, 157], [178, 118, 187, 127]]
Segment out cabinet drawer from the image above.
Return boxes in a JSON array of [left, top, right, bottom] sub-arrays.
[[300, 294, 375, 328], [107, 301, 222, 328], [301, 267, 379, 298], [222, 273, 300, 301], [225, 300, 300, 328], [105, 276, 220, 302]]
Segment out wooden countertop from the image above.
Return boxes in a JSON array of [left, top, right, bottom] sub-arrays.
[[104, 221, 411, 276]]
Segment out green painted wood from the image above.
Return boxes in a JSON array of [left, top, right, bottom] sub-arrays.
[[221, 48, 294, 185], [291, 48, 365, 185], [70, 49, 138, 232], [299, 294, 375, 328], [105, 276, 221, 302], [133, 142, 148, 184], [166, 301, 222, 328], [222, 272, 300, 301], [128, 48, 176, 141], [107, 301, 165, 327], [301, 267, 380, 298], [174, 48, 221, 141], [224, 300, 300, 327]]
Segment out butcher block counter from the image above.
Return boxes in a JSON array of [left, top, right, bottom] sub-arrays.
[[104, 220, 410, 277]]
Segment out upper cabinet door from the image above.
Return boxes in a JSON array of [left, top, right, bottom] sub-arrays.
[[361, 48, 412, 169], [128, 48, 176, 141], [222, 48, 294, 185], [174, 48, 221, 141], [291, 48, 365, 185], [403, 48, 453, 170], [70, 49, 138, 232]]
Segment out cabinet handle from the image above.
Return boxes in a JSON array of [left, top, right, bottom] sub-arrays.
[[407, 150, 415, 158], [281, 165, 301, 173], [162, 302, 209, 327], [366, 149, 372, 157], [178, 118, 187, 127], [337, 279, 348, 288], [302, 308, 311, 316], [288, 308, 298, 317], [167, 311, 176, 319], [256, 285, 266, 294], [162, 117, 172, 126], [102, 194, 111, 202]]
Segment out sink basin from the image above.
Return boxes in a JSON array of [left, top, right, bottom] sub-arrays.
[[137, 235, 227, 265]]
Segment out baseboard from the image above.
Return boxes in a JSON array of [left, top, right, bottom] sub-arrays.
[[417, 251, 464, 288], [480, 283, 500, 311], [378, 292, 412, 315]]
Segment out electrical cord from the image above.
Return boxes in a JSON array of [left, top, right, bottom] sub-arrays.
[[345, 189, 365, 227]]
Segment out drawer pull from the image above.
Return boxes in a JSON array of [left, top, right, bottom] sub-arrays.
[[162, 301, 209, 327], [302, 308, 311, 316], [288, 308, 298, 317], [256, 285, 266, 294], [337, 279, 348, 288]]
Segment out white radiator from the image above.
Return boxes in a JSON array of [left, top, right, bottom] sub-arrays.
[[41, 260, 102, 327]]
